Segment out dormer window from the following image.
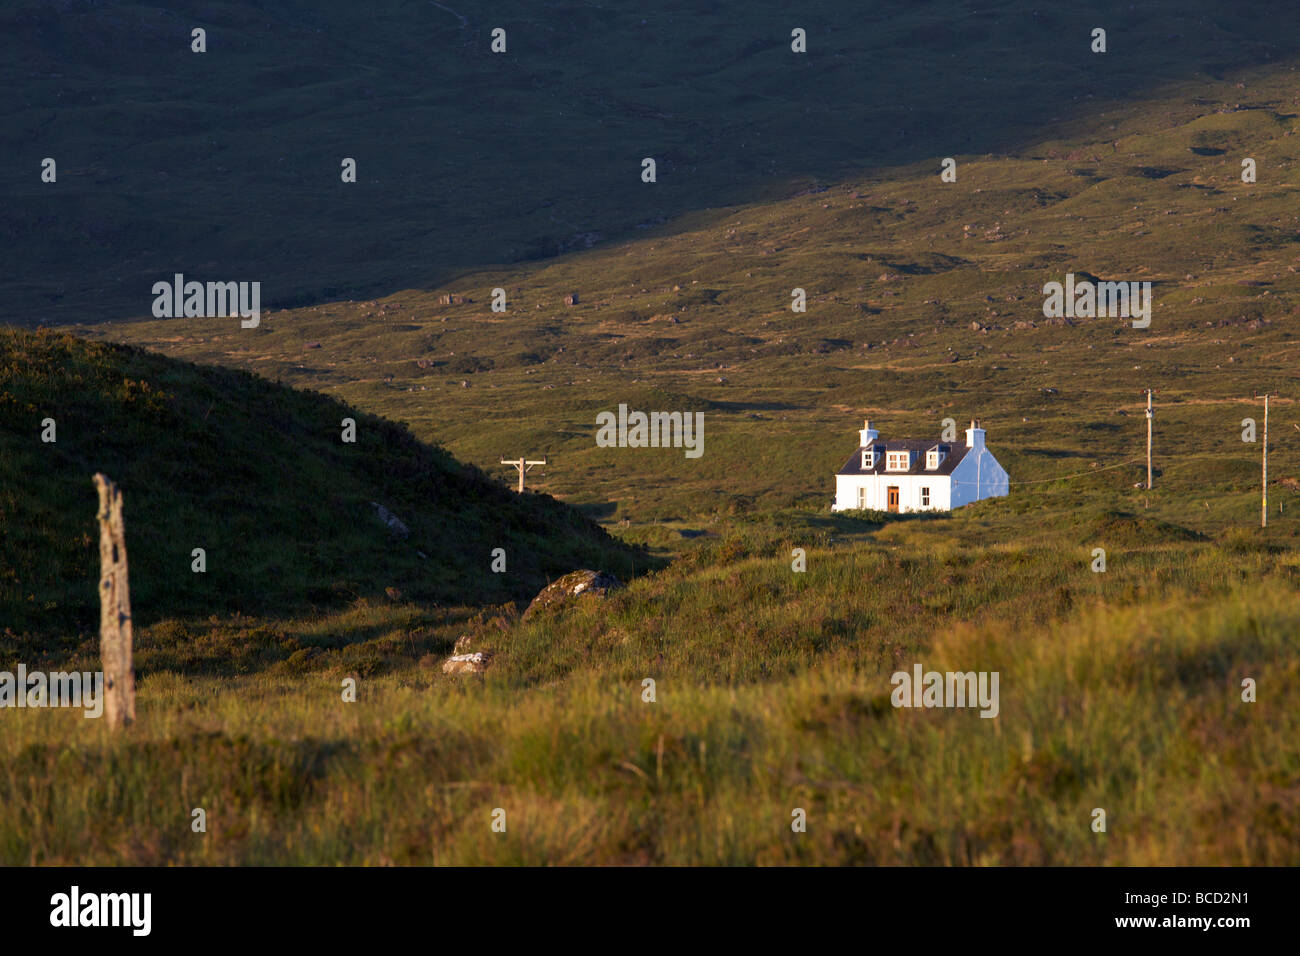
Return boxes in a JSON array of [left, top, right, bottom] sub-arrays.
[[861, 448, 875, 469], [926, 445, 947, 470], [886, 450, 911, 471]]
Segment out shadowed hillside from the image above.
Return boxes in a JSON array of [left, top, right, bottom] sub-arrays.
[[0, 329, 645, 637], [5, 0, 1300, 324]]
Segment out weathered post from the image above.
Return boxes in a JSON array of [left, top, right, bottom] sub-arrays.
[[94, 473, 135, 728]]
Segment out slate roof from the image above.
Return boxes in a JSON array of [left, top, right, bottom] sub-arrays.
[[837, 439, 971, 477]]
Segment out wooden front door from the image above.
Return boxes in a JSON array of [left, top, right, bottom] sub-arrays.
[[887, 486, 900, 512]]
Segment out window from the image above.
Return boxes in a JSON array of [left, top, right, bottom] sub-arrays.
[[921, 487, 931, 507], [857, 487, 868, 509], [861, 449, 874, 469], [926, 445, 947, 470], [886, 450, 910, 471]]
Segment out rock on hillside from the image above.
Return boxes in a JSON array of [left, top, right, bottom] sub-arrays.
[[523, 570, 623, 620]]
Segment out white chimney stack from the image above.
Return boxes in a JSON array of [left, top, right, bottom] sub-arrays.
[[859, 419, 879, 446], [966, 419, 985, 449]]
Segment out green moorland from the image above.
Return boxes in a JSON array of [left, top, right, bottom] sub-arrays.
[[5, 4, 1300, 865], [85, 52, 1300, 530], [3, 508, 1298, 864]]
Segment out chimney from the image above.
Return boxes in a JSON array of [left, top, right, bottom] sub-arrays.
[[859, 419, 879, 447], [966, 419, 985, 449]]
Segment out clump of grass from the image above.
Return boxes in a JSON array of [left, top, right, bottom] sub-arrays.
[[1082, 508, 1205, 546]]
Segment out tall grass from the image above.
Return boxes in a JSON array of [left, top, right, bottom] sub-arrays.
[[3, 521, 1295, 865]]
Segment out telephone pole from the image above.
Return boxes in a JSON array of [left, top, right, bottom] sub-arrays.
[[1144, 388, 1154, 506], [1255, 390, 1277, 528], [500, 455, 547, 493]]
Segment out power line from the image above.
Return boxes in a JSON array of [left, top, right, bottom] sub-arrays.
[[951, 455, 1144, 486]]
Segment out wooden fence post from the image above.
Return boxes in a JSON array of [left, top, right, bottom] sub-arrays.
[[94, 473, 135, 728]]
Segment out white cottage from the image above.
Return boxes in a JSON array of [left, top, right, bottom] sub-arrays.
[[832, 419, 1009, 513]]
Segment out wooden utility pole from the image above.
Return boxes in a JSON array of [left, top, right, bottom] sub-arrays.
[[1145, 388, 1154, 504], [500, 456, 547, 493], [1264, 393, 1269, 528], [93, 474, 135, 729], [1255, 390, 1278, 528]]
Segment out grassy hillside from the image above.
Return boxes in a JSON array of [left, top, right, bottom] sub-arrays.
[[0, 329, 643, 638], [6, 0, 1300, 324], [3, 509, 1297, 864]]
